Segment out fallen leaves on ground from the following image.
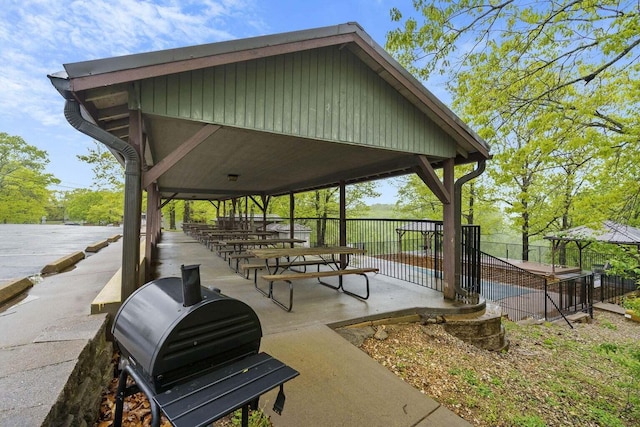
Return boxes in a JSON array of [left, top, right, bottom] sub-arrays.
[[94, 360, 268, 427], [358, 311, 640, 426]]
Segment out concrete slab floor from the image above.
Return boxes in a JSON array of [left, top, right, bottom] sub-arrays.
[[154, 231, 477, 426]]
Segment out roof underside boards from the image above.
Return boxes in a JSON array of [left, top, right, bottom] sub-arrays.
[[55, 23, 490, 201], [146, 115, 419, 199]]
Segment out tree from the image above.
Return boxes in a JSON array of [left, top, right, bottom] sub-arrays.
[[395, 171, 505, 238], [395, 175, 443, 220], [64, 189, 124, 224], [266, 183, 379, 245], [76, 142, 124, 190], [388, 0, 639, 125], [387, 1, 640, 253], [0, 133, 59, 223]]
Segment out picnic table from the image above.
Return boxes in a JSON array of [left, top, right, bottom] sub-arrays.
[[204, 230, 278, 250], [247, 246, 378, 311], [217, 238, 307, 272]]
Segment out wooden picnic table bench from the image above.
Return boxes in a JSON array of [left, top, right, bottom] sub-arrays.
[[204, 231, 278, 250], [247, 246, 376, 311], [240, 258, 330, 283], [261, 268, 379, 311]]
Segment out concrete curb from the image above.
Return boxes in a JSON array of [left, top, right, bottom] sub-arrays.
[[0, 277, 33, 305], [85, 239, 109, 253], [41, 251, 86, 275], [107, 234, 122, 243]]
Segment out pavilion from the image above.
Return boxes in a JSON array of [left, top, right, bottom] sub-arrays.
[[48, 22, 490, 304]]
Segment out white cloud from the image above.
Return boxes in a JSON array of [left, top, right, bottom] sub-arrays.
[[0, 0, 261, 128]]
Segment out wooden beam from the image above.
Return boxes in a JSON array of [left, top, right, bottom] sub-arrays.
[[415, 155, 450, 204], [143, 124, 220, 188]]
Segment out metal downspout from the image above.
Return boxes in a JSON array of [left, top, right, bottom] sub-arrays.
[[453, 159, 486, 300], [63, 99, 142, 301]]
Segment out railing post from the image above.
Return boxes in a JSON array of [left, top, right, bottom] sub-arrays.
[[544, 278, 548, 320]]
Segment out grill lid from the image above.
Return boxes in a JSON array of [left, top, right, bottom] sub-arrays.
[[112, 270, 262, 392]]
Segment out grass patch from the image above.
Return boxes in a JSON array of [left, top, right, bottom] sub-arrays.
[[361, 311, 640, 426]]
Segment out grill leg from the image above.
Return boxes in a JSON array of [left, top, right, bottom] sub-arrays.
[[114, 365, 162, 427], [126, 366, 162, 427], [113, 368, 129, 427], [242, 404, 249, 427]]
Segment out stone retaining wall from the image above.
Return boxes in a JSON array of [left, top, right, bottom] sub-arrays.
[[43, 317, 113, 427]]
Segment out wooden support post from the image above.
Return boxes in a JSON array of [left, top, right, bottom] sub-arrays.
[[442, 158, 456, 300], [340, 181, 347, 269], [289, 193, 295, 247]]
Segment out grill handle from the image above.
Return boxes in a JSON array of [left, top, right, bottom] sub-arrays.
[[181, 264, 202, 307]]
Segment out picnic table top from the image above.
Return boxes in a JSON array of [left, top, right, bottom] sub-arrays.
[[204, 230, 277, 236], [248, 246, 365, 259], [219, 238, 306, 246]]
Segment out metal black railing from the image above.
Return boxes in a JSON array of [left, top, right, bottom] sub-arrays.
[[289, 218, 481, 294], [597, 274, 638, 303], [271, 217, 618, 320], [477, 251, 546, 320], [482, 241, 609, 271], [476, 251, 594, 322], [296, 217, 446, 291]]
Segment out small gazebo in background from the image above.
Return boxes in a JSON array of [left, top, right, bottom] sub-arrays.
[[544, 220, 640, 273], [395, 220, 442, 254]]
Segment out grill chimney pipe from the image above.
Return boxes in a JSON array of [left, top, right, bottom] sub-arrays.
[[181, 264, 202, 307]]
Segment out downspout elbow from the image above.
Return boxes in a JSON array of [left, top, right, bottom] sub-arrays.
[[455, 159, 486, 192], [63, 99, 140, 175]]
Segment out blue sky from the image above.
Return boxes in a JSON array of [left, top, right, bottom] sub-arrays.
[[0, 0, 444, 204]]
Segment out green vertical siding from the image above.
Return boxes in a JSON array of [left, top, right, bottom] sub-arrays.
[[139, 46, 456, 157]]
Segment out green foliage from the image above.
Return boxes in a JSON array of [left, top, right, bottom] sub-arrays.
[[363, 203, 399, 219], [394, 169, 507, 238], [231, 408, 271, 427], [623, 295, 640, 313], [510, 414, 547, 427], [267, 183, 380, 220], [0, 132, 59, 223], [76, 141, 124, 190], [386, 1, 640, 254], [64, 189, 123, 224], [395, 175, 442, 219]]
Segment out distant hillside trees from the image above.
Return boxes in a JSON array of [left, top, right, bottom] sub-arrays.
[[68, 142, 127, 224], [0, 132, 59, 223]]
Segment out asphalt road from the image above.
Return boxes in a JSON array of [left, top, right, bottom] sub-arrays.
[[0, 224, 122, 284]]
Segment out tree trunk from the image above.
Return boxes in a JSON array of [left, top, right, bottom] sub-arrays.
[[522, 204, 530, 262], [183, 200, 191, 224], [169, 201, 176, 230]]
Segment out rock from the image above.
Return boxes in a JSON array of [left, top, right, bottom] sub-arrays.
[[374, 328, 388, 340], [335, 326, 376, 347], [420, 314, 444, 324], [566, 312, 591, 323]]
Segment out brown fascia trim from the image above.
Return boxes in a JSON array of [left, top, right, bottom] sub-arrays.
[[68, 33, 357, 92]]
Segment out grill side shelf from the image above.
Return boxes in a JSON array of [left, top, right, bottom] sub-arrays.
[[154, 352, 299, 427]]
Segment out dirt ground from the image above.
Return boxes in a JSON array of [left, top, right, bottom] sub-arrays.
[[358, 310, 640, 426]]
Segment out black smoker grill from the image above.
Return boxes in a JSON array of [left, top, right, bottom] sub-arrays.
[[111, 265, 298, 427]]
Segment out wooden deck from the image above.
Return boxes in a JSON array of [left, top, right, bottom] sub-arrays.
[[503, 259, 581, 276]]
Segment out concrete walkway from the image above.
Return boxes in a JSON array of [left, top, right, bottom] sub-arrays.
[[1, 230, 476, 426], [155, 231, 475, 426], [0, 241, 122, 426]]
